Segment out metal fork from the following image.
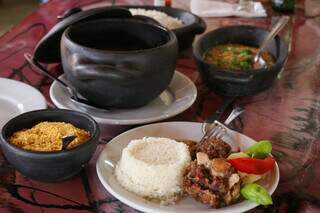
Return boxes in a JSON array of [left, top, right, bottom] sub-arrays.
[[199, 106, 244, 143]]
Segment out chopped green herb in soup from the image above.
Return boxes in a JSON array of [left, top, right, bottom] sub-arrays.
[[204, 44, 275, 71]]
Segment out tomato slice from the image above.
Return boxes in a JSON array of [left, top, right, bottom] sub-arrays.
[[227, 156, 275, 175]]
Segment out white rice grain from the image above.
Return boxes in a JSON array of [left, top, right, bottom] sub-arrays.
[[129, 8, 184, 29], [115, 137, 191, 203]]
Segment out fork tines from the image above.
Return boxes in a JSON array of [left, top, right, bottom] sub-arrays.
[[199, 121, 227, 143]]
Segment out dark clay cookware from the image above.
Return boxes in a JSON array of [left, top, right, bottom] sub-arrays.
[[0, 109, 100, 182], [59, 6, 206, 52], [193, 25, 288, 122], [31, 7, 178, 109], [124, 5, 206, 51], [34, 7, 132, 63], [61, 19, 178, 108], [193, 25, 288, 97]]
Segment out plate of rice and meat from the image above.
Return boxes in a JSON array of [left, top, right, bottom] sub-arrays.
[[96, 122, 279, 213]]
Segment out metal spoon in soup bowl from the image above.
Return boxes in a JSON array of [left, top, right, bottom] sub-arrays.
[[253, 16, 290, 70]]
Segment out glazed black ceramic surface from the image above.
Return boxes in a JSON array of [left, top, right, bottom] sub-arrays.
[[124, 6, 206, 51], [193, 25, 288, 97], [61, 19, 178, 108], [33, 6, 205, 64], [34, 7, 132, 63], [0, 109, 100, 182]]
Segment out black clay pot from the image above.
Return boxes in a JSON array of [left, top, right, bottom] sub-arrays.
[[61, 19, 178, 109], [0, 109, 100, 182], [193, 25, 288, 97]]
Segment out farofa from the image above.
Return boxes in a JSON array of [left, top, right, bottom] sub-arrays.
[[10, 122, 90, 151]]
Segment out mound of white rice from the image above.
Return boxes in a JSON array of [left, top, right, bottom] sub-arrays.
[[115, 137, 191, 202], [129, 8, 184, 29]]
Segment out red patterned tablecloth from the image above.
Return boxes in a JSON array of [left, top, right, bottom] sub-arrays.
[[0, 0, 319, 212]]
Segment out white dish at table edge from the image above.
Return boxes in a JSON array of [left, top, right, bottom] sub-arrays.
[[0, 78, 47, 129], [50, 71, 197, 125], [96, 121, 280, 213]]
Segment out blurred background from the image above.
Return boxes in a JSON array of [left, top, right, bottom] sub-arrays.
[[0, 0, 40, 35], [0, 0, 319, 36]]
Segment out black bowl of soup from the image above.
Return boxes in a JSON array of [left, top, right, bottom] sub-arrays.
[[193, 25, 288, 97], [61, 19, 178, 108]]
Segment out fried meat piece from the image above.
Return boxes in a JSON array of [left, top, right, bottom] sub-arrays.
[[193, 138, 231, 160], [183, 154, 240, 208]]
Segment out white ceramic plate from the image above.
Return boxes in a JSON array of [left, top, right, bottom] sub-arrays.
[[96, 122, 280, 213], [0, 78, 47, 129], [50, 71, 197, 125]]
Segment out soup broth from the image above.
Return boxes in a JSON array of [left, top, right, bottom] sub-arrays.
[[204, 44, 275, 71]]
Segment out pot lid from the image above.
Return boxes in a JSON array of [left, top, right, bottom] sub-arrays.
[[33, 7, 132, 64]]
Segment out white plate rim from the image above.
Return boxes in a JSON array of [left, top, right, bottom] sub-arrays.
[[96, 121, 280, 213], [49, 71, 197, 125], [0, 78, 47, 117], [0, 78, 46, 110]]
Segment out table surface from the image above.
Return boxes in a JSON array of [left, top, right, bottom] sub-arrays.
[[0, 0, 320, 212]]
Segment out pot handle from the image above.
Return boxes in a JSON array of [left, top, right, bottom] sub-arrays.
[[72, 63, 146, 82], [211, 73, 254, 84]]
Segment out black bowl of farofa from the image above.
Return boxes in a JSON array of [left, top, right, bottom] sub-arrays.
[[0, 109, 100, 182]]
